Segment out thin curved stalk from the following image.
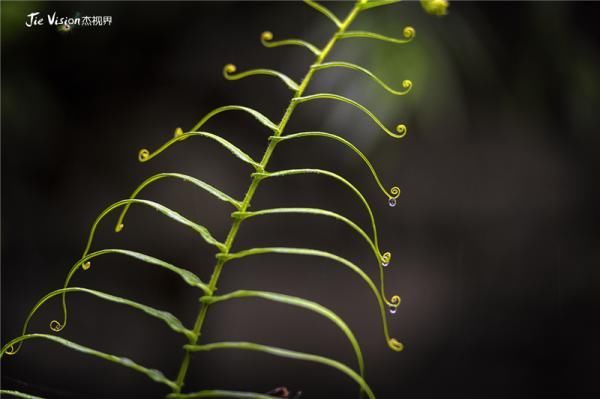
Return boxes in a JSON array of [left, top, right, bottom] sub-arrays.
[[252, 168, 380, 249], [185, 341, 375, 399], [200, 290, 365, 375], [1, 334, 177, 390], [223, 64, 299, 91], [55, 249, 210, 333], [189, 105, 278, 133], [312, 61, 412, 95], [304, 0, 342, 27], [260, 31, 321, 56], [82, 199, 225, 257], [232, 207, 382, 263], [5, 287, 194, 355], [169, 390, 278, 399], [138, 131, 261, 170], [358, 0, 401, 11], [293, 93, 407, 138], [270, 131, 401, 202], [337, 27, 415, 44], [0, 390, 46, 399], [116, 173, 242, 231], [218, 247, 402, 351]]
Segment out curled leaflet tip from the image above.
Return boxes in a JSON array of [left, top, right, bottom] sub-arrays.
[[138, 149, 150, 162], [261, 31, 273, 41], [388, 338, 404, 352], [395, 124, 407, 137], [381, 251, 392, 267], [390, 295, 401, 307], [49, 320, 64, 332], [223, 63, 237, 75]]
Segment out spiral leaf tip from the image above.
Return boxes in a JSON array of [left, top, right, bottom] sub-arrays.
[[402, 80, 412, 90], [381, 251, 392, 266], [403, 26, 416, 40], [388, 338, 404, 352], [390, 295, 401, 306], [138, 149, 150, 162], [261, 31, 273, 41], [82, 261, 91, 270], [49, 320, 64, 332], [5, 345, 17, 355], [223, 64, 237, 75], [395, 124, 407, 137]]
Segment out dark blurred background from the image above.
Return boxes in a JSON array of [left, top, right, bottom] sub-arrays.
[[2, 1, 599, 398]]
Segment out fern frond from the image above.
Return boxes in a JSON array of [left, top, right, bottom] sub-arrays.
[[200, 289, 364, 375], [270, 132, 401, 204], [55, 249, 209, 333], [169, 391, 278, 399], [260, 31, 321, 56], [304, 0, 342, 27], [190, 105, 279, 133], [64, 249, 209, 292], [293, 93, 407, 138], [223, 64, 299, 91], [82, 199, 225, 256], [0, 389, 46, 399], [337, 27, 416, 44], [232, 207, 381, 263], [252, 168, 380, 248], [185, 341, 375, 399], [116, 173, 242, 232], [6, 287, 193, 356], [312, 61, 412, 95], [218, 247, 402, 351], [139, 131, 262, 170], [1, 334, 177, 390]]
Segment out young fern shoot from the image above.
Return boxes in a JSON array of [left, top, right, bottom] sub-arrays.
[[1, 1, 447, 397]]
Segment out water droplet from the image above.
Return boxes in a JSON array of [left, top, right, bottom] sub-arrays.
[[382, 261, 389, 267], [389, 306, 397, 315], [388, 197, 397, 207]]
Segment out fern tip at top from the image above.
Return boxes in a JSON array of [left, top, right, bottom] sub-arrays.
[[421, 0, 449, 16]]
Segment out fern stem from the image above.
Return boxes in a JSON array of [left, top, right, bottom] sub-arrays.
[[172, 2, 365, 394]]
